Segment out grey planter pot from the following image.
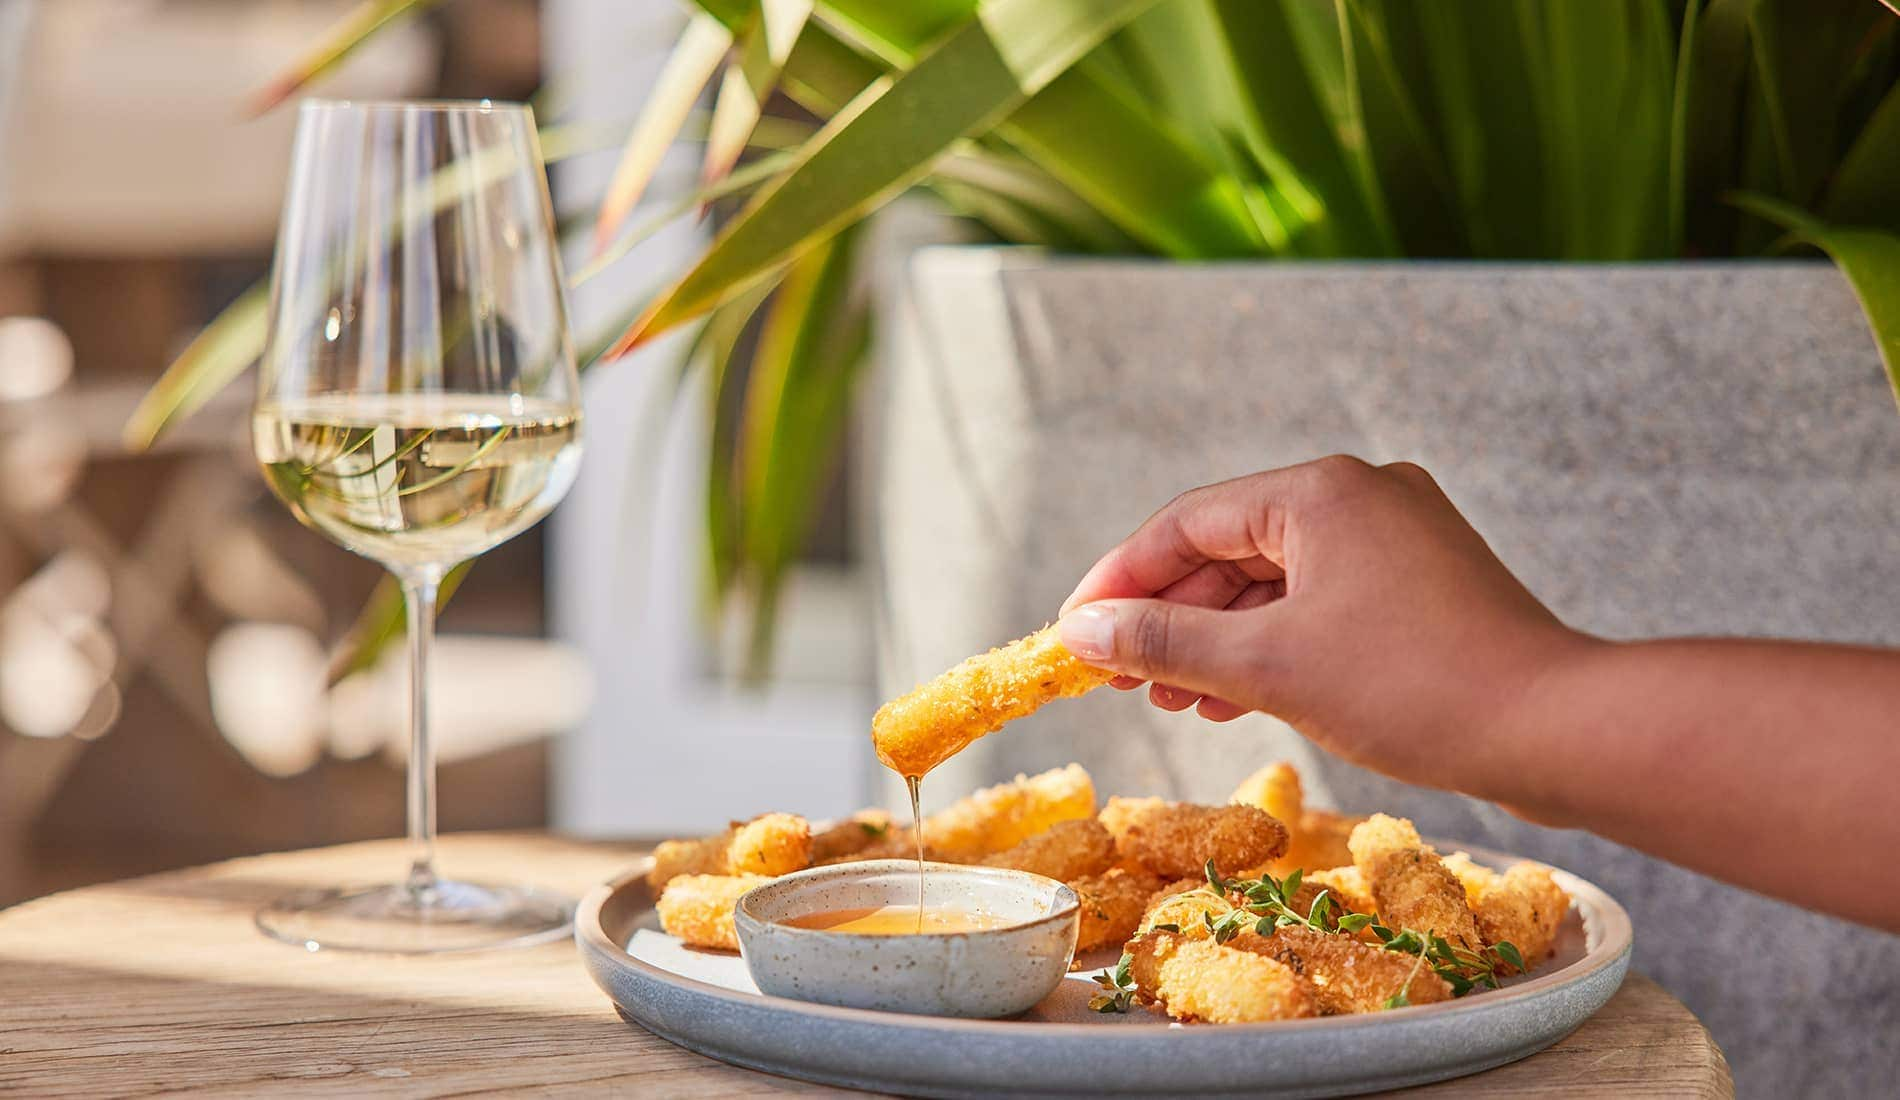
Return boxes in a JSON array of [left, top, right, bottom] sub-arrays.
[[867, 249, 1900, 1099]]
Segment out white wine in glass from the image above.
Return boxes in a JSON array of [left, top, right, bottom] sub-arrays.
[[252, 100, 583, 953]]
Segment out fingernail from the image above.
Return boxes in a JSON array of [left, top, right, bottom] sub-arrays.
[[1058, 604, 1115, 661]]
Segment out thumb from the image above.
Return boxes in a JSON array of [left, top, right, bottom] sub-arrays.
[[1057, 599, 1272, 704]]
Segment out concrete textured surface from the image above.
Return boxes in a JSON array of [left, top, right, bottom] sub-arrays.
[[867, 249, 1900, 1099]]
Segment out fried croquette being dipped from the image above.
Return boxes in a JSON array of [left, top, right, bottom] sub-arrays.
[[1100, 797, 1288, 880], [1070, 867, 1164, 952], [980, 818, 1117, 881], [871, 625, 1114, 779], [1238, 926, 1452, 1014], [1348, 814, 1482, 953], [924, 764, 1095, 860], [648, 813, 812, 890], [1126, 930, 1320, 1023], [654, 873, 770, 951]]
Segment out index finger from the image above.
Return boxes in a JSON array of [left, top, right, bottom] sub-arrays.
[[1060, 467, 1304, 614]]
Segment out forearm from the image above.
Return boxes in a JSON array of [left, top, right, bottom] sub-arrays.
[[1487, 636, 1900, 932]]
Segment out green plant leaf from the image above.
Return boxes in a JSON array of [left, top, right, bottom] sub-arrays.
[[1673, 0, 1756, 256], [1335, 0, 1466, 257], [1512, 0, 1677, 260], [801, 3, 1264, 257], [609, 0, 1165, 353], [731, 223, 868, 676], [1745, 0, 1890, 207], [702, 1, 813, 195], [1823, 80, 1900, 231], [1730, 193, 1900, 412], [247, 0, 443, 115], [1407, 1, 1548, 258], [1207, 0, 1391, 256], [121, 284, 270, 450], [591, 12, 734, 253]]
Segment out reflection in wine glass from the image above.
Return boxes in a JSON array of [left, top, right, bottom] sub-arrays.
[[251, 99, 582, 953]]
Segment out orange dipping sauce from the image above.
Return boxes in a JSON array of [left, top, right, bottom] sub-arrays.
[[779, 905, 1016, 935]]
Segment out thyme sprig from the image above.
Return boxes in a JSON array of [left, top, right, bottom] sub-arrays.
[[1199, 861, 1525, 1000], [1088, 951, 1137, 1013]]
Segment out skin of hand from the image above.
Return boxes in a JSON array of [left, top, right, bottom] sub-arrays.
[[1057, 456, 1900, 932]]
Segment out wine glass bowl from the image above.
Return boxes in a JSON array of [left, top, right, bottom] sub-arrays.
[[251, 99, 582, 953]]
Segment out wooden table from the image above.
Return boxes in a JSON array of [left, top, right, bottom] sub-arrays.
[[0, 833, 1731, 1097]]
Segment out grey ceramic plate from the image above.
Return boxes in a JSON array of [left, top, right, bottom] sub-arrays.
[[576, 843, 1631, 1099]]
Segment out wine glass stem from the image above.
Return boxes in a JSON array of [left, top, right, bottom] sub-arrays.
[[402, 574, 441, 900]]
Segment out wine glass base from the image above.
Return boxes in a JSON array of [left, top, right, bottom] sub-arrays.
[[256, 879, 574, 954]]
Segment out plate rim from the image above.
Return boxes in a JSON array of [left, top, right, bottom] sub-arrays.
[[575, 839, 1633, 1040]]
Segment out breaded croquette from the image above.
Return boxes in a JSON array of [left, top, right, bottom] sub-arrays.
[[1237, 925, 1452, 1014], [1070, 867, 1164, 952], [648, 812, 812, 890], [980, 818, 1117, 881], [728, 812, 813, 876], [1100, 797, 1289, 880], [1307, 865, 1378, 918], [1349, 814, 1481, 952], [1469, 863, 1569, 968], [924, 764, 1095, 860], [871, 625, 1114, 779], [1279, 809, 1363, 875], [1230, 762, 1303, 823], [1126, 930, 1320, 1023], [1439, 850, 1498, 907], [654, 873, 769, 951], [1229, 763, 1361, 875], [809, 810, 896, 864]]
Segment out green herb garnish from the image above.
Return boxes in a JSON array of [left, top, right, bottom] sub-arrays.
[[1088, 951, 1137, 1013], [1200, 861, 1528, 1000]]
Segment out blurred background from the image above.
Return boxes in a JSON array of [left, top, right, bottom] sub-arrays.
[[0, 0, 876, 908]]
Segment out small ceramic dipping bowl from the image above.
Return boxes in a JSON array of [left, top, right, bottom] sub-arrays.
[[734, 860, 1079, 1018]]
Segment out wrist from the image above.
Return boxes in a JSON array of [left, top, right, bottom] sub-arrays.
[[1464, 625, 1607, 822]]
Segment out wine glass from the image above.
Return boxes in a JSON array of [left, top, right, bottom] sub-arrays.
[[251, 100, 583, 953]]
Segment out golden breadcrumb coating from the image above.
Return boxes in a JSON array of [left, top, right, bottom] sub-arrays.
[[727, 813, 813, 877], [809, 810, 896, 865], [1438, 851, 1499, 907], [923, 764, 1095, 860], [1127, 930, 1320, 1023], [1230, 762, 1304, 823], [1069, 867, 1164, 952], [1100, 797, 1289, 880], [1237, 926, 1452, 1014], [1229, 762, 1362, 875], [980, 818, 1117, 881], [1471, 862, 1569, 969], [1349, 814, 1482, 952], [647, 813, 812, 890], [871, 625, 1114, 779], [1307, 866, 1378, 918], [654, 873, 770, 951]]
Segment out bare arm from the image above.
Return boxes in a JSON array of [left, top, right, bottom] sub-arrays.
[[1055, 457, 1900, 932]]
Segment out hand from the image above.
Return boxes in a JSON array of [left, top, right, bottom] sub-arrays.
[[1057, 456, 1591, 803]]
